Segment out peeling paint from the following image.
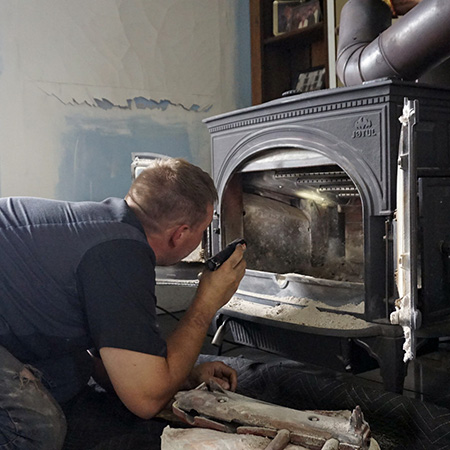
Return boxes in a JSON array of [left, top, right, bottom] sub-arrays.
[[38, 85, 212, 112], [94, 98, 131, 110], [134, 97, 212, 113]]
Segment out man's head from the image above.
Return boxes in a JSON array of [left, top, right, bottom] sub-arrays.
[[125, 158, 217, 265]]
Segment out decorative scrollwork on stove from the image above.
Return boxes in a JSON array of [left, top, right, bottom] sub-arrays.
[[208, 95, 389, 134]]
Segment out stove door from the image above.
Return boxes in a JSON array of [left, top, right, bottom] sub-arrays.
[[391, 98, 422, 362]]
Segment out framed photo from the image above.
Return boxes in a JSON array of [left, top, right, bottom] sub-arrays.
[[294, 66, 326, 93], [273, 0, 322, 36]]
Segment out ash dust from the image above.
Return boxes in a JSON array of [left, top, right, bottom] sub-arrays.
[[224, 297, 371, 330]]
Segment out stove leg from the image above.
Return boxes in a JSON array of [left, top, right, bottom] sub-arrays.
[[354, 335, 408, 394]]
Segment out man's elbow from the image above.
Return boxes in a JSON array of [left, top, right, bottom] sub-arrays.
[[133, 408, 158, 421], [126, 397, 170, 420]]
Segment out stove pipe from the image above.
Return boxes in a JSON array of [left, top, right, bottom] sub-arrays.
[[336, 0, 450, 86]]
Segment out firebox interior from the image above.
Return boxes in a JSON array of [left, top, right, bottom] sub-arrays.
[[220, 148, 365, 313]]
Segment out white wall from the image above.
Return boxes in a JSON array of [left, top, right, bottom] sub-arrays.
[[0, 0, 251, 200]]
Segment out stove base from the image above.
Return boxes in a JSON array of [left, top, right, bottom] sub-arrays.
[[214, 312, 407, 393]]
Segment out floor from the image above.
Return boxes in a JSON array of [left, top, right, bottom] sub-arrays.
[[358, 339, 450, 409], [61, 310, 450, 449], [154, 309, 450, 449]]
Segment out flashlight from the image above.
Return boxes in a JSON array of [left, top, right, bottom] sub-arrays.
[[205, 238, 246, 271]]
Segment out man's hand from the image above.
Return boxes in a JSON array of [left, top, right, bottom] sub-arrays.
[[391, 0, 421, 15], [195, 244, 246, 315], [184, 361, 238, 392]]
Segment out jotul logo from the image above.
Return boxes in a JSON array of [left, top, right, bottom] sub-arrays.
[[352, 117, 376, 138]]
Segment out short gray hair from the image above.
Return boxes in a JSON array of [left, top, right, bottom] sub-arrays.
[[126, 158, 218, 233]]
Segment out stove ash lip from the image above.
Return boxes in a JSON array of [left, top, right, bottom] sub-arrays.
[[219, 298, 381, 338], [239, 269, 364, 304], [270, 270, 364, 290], [222, 268, 370, 336]]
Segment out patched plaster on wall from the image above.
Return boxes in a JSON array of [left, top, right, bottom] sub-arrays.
[[14, 1, 225, 109], [0, 0, 250, 199], [38, 85, 213, 113]]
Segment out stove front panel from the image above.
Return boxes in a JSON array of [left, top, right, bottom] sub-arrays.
[[205, 80, 450, 327]]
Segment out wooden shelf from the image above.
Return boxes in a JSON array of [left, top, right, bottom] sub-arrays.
[[263, 22, 324, 47], [250, 0, 329, 105]]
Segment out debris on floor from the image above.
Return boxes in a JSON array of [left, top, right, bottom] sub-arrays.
[[163, 380, 379, 450], [161, 426, 382, 449], [161, 427, 272, 449]]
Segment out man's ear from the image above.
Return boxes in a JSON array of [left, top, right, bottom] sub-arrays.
[[168, 224, 189, 248]]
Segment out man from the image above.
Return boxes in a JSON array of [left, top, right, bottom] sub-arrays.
[[0, 157, 246, 449], [385, 0, 421, 16]]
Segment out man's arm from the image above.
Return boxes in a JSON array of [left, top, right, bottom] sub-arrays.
[[390, 0, 421, 15], [99, 245, 246, 419]]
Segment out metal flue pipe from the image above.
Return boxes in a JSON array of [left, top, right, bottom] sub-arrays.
[[336, 0, 450, 86]]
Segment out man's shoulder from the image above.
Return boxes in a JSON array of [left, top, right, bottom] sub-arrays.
[[0, 196, 128, 227], [0, 196, 147, 247]]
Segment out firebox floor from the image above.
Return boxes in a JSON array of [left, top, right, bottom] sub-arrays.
[[61, 312, 450, 450]]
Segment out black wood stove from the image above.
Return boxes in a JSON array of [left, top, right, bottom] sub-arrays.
[[202, 79, 450, 393]]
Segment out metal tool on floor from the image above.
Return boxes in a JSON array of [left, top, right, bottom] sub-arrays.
[[172, 381, 372, 450]]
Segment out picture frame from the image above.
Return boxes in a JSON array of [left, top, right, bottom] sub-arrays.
[[273, 0, 322, 36]]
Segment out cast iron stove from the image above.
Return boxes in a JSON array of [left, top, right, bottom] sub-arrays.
[[202, 79, 450, 393]]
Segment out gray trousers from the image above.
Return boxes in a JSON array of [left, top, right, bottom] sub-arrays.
[[0, 346, 67, 450]]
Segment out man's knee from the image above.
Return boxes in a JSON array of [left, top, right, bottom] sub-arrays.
[[0, 349, 67, 449], [20, 366, 67, 449]]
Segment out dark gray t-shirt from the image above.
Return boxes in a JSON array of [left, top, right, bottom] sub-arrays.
[[0, 197, 167, 363]]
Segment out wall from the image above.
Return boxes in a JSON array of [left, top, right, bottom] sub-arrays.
[[0, 0, 251, 200]]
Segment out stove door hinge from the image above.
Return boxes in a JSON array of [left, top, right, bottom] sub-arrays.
[[390, 98, 422, 363], [384, 216, 395, 315]]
